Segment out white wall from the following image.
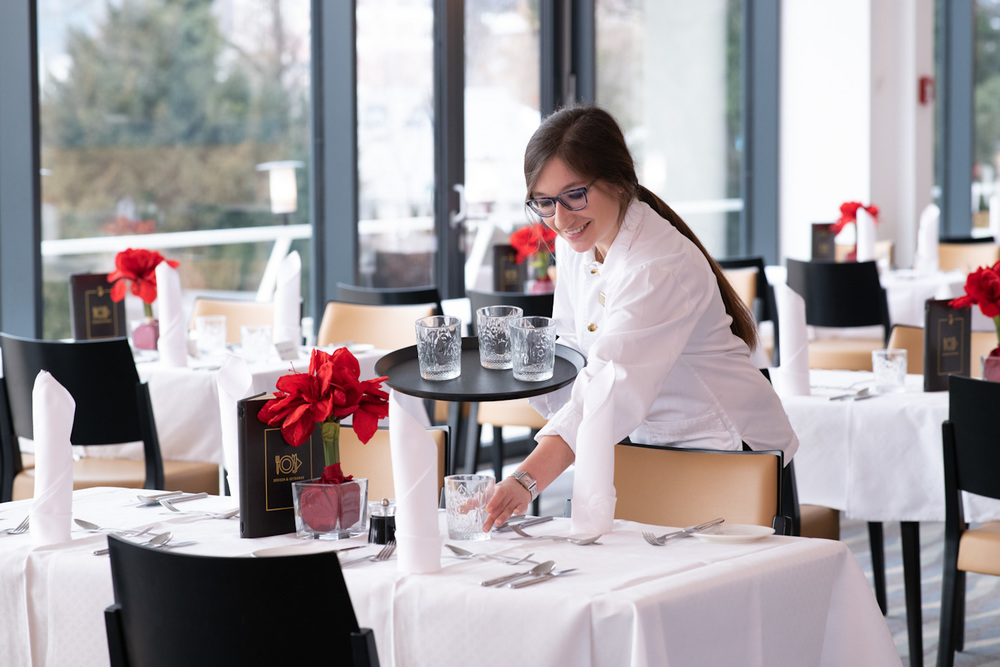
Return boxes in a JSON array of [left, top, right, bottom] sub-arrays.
[[780, 0, 935, 268]]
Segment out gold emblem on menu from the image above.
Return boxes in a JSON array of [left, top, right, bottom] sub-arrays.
[[275, 452, 303, 476]]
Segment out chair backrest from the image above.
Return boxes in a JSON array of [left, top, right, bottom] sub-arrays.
[[786, 259, 890, 334], [104, 534, 377, 667], [317, 284, 443, 350], [466, 289, 554, 335], [612, 442, 783, 529], [938, 240, 1000, 273], [944, 375, 1000, 503], [188, 297, 274, 345], [887, 324, 924, 374], [0, 333, 163, 490], [339, 426, 448, 502]]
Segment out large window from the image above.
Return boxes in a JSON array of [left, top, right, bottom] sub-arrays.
[[37, 0, 311, 339], [594, 0, 743, 257], [973, 0, 1000, 230]]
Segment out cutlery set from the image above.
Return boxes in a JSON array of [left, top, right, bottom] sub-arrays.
[[444, 543, 536, 565], [341, 540, 396, 566], [135, 491, 207, 507], [642, 517, 725, 546], [2, 515, 29, 535], [93, 531, 196, 556]]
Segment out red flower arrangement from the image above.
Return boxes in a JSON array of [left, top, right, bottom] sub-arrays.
[[510, 223, 556, 291], [950, 262, 1000, 354], [831, 201, 880, 236], [107, 248, 179, 318], [258, 347, 389, 533]]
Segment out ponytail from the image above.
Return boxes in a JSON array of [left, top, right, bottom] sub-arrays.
[[637, 186, 758, 350]]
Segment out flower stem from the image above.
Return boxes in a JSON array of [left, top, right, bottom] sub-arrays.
[[143, 301, 153, 319], [993, 316, 1000, 349], [321, 420, 341, 468]]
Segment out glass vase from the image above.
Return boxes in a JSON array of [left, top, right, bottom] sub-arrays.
[[292, 477, 368, 540], [130, 317, 159, 350], [982, 351, 1000, 382]]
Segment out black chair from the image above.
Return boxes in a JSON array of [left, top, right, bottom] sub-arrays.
[[465, 289, 554, 482], [938, 375, 1000, 667], [718, 256, 780, 366], [104, 533, 379, 667], [0, 333, 219, 502]]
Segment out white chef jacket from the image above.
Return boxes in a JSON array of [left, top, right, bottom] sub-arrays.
[[530, 199, 799, 461]]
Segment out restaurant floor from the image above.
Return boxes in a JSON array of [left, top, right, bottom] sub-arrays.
[[491, 462, 1000, 667]]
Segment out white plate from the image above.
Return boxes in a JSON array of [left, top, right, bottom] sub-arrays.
[[690, 524, 775, 543], [252, 542, 368, 558]]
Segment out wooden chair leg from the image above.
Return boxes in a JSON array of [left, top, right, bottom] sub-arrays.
[[954, 569, 966, 653], [868, 521, 888, 615], [901, 521, 922, 667]]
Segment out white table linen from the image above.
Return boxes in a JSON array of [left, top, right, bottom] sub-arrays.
[[0, 487, 899, 667], [783, 369, 1000, 523]]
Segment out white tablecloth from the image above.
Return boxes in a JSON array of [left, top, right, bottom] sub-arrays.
[[0, 487, 899, 667], [783, 369, 1000, 523]]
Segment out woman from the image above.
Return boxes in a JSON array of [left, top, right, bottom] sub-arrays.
[[483, 105, 798, 530]]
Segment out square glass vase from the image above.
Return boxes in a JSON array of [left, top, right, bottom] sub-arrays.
[[291, 477, 368, 540]]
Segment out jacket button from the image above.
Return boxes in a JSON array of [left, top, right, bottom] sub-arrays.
[[587, 323, 597, 332], [590, 268, 599, 275]]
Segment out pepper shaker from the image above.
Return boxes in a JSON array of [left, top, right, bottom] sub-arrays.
[[368, 498, 396, 545]]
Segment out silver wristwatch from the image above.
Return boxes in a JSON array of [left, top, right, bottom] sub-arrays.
[[511, 470, 538, 501]]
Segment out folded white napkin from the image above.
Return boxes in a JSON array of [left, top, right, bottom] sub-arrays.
[[216, 355, 255, 496], [155, 262, 188, 367], [570, 362, 618, 535], [854, 207, 877, 263], [388, 389, 441, 573], [29, 371, 75, 545], [771, 282, 812, 397], [913, 203, 940, 272], [272, 251, 301, 346]]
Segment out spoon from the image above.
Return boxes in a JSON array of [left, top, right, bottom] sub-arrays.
[[444, 543, 536, 565], [481, 560, 555, 587], [93, 531, 173, 556]]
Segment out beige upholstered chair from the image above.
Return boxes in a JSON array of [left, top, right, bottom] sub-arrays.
[[0, 334, 218, 502], [612, 442, 783, 529], [317, 301, 437, 351], [887, 324, 924, 375], [970, 331, 997, 379], [938, 240, 1000, 273], [338, 426, 447, 503], [188, 297, 274, 345]]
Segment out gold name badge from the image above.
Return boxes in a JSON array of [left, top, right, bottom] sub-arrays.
[[598, 291, 606, 307]]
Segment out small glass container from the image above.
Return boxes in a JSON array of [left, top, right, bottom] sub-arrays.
[[368, 498, 396, 545]]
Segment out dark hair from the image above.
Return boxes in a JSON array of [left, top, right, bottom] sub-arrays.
[[524, 104, 757, 349]]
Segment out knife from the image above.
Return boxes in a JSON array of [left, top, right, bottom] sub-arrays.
[[494, 515, 553, 533], [657, 517, 726, 543]]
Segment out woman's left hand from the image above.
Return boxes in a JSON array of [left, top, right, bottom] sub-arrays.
[[482, 478, 531, 532]]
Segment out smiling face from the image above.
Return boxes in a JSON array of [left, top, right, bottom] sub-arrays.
[[530, 157, 624, 260]]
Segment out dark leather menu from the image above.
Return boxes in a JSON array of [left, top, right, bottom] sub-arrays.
[[69, 273, 126, 340], [811, 223, 836, 261], [924, 299, 971, 391], [493, 244, 525, 292], [237, 393, 326, 538]]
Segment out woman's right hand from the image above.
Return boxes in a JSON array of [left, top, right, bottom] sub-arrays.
[[482, 477, 532, 532]]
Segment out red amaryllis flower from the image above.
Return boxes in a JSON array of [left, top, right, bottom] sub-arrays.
[[831, 201, 880, 235], [510, 223, 557, 264], [950, 262, 1000, 319], [107, 248, 179, 305], [257, 347, 389, 449]]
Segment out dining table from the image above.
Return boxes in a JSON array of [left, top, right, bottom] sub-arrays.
[[780, 369, 1000, 666], [0, 486, 900, 667]]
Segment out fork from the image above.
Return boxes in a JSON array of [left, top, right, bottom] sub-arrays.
[[159, 498, 239, 519], [508, 524, 602, 545], [642, 517, 725, 546], [3, 515, 29, 535], [341, 540, 396, 566]]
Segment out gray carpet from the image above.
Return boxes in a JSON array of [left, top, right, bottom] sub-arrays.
[[840, 518, 1000, 666]]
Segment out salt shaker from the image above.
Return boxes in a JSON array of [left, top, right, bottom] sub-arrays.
[[368, 498, 396, 545]]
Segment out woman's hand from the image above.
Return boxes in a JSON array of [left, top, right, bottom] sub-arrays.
[[482, 478, 532, 532]]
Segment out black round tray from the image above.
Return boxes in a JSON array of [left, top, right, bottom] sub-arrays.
[[374, 337, 585, 402]]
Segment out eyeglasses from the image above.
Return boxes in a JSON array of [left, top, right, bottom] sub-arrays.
[[525, 182, 595, 218]]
